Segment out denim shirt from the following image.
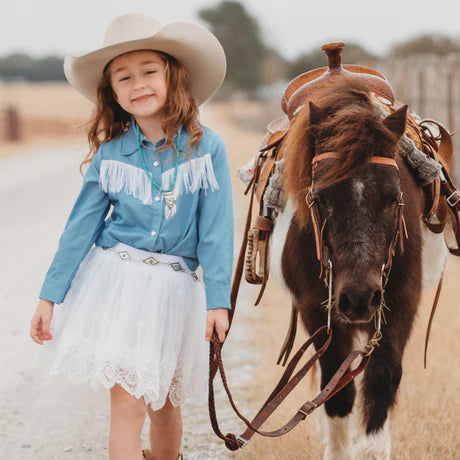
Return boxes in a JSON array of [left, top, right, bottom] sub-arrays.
[[39, 121, 234, 310]]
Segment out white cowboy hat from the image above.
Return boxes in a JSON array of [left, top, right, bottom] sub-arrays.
[[64, 12, 226, 105]]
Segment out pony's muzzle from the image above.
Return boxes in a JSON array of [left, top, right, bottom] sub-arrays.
[[336, 282, 382, 323]]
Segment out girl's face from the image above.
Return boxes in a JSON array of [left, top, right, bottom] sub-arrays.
[[109, 50, 168, 124]]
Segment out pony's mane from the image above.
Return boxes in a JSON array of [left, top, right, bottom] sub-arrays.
[[283, 82, 400, 225]]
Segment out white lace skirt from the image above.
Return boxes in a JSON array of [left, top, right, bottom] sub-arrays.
[[36, 243, 208, 410]]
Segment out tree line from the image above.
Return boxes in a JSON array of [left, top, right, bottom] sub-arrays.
[[1, 1, 459, 91]]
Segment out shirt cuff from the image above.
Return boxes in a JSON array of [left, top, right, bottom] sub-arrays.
[[39, 278, 69, 304], [205, 284, 231, 310]]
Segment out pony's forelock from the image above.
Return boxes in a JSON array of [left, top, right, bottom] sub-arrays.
[[283, 83, 400, 226]]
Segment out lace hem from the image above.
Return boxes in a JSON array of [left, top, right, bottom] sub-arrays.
[[37, 343, 208, 410]]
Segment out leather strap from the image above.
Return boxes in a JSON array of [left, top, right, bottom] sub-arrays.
[[312, 152, 399, 170], [253, 216, 273, 231], [424, 260, 446, 368], [256, 153, 277, 203], [254, 234, 270, 305], [208, 326, 372, 451], [277, 302, 299, 366]]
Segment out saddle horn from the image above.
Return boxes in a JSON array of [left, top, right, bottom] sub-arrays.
[[283, 41, 396, 119]]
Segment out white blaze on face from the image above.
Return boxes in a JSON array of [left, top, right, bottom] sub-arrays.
[[353, 179, 365, 206]]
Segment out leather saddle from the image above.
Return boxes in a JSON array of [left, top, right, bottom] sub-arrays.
[[244, 41, 459, 300]]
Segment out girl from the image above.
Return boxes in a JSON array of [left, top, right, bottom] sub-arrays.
[[29, 12, 233, 460]]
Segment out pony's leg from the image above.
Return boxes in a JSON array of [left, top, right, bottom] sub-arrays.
[[320, 408, 358, 460], [312, 326, 358, 460], [354, 417, 391, 460], [356, 337, 403, 459]]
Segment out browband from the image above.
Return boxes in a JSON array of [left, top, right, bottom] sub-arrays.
[[312, 151, 398, 169]]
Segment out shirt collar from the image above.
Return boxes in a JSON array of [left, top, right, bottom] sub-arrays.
[[120, 119, 187, 156]]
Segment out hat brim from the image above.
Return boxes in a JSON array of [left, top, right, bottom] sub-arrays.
[[64, 22, 226, 106]]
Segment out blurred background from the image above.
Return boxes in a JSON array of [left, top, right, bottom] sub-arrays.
[[1, 1, 459, 459], [1, 0, 460, 181]]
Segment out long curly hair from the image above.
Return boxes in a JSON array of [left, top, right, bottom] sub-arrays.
[[80, 50, 202, 173]]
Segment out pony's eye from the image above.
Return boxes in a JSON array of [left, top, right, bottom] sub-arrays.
[[385, 194, 399, 207], [315, 194, 333, 216], [316, 194, 327, 206]]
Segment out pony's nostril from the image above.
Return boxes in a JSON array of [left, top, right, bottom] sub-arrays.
[[338, 285, 382, 319], [370, 289, 383, 311], [338, 292, 352, 313]]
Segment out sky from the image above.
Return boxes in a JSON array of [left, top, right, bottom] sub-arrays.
[[1, 0, 460, 59]]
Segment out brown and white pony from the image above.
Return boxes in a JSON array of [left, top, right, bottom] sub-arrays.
[[270, 83, 447, 459]]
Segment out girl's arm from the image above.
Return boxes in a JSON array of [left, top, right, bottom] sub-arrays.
[[39, 146, 111, 305], [196, 133, 234, 341]]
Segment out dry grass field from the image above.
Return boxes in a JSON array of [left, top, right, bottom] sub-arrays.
[[2, 83, 459, 459], [0, 83, 92, 158]]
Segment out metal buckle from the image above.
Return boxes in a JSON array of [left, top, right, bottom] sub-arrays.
[[447, 190, 460, 207], [236, 435, 248, 448], [306, 188, 315, 208], [298, 402, 317, 417], [363, 330, 383, 357]]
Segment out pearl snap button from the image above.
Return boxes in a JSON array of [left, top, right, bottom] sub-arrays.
[[151, 231, 157, 236], [154, 196, 160, 202], [153, 161, 159, 167]]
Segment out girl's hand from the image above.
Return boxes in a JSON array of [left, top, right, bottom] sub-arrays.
[[205, 308, 229, 343], [30, 299, 55, 345]]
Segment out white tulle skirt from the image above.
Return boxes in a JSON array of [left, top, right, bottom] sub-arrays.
[[36, 243, 208, 410]]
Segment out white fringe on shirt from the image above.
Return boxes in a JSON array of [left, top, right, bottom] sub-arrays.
[[99, 160, 153, 205], [99, 155, 219, 205], [161, 154, 219, 199]]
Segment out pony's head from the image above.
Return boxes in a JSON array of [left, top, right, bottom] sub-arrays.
[[284, 83, 408, 323]]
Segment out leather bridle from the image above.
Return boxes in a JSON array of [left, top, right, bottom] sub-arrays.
[[306, 152, 407, 296]]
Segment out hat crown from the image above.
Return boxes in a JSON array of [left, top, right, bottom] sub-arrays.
[[103, 13, 162, 47]]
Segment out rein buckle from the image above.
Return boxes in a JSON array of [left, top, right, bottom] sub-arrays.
[[447, 190, 460, 207], [298, 402, 317, 417], [236, 435, 249, 448]]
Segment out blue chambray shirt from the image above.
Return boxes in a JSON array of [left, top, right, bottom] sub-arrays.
[[39, 121, 234, 310]]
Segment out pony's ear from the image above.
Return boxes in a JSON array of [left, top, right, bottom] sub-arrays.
[[309, 101, 324, 126], [383, 105, 408, 140]]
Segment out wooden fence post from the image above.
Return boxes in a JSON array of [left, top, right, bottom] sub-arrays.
[[5, 105, 20, 141]]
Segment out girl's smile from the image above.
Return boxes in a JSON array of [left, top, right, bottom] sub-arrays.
[[132, 94, 154, 103]]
